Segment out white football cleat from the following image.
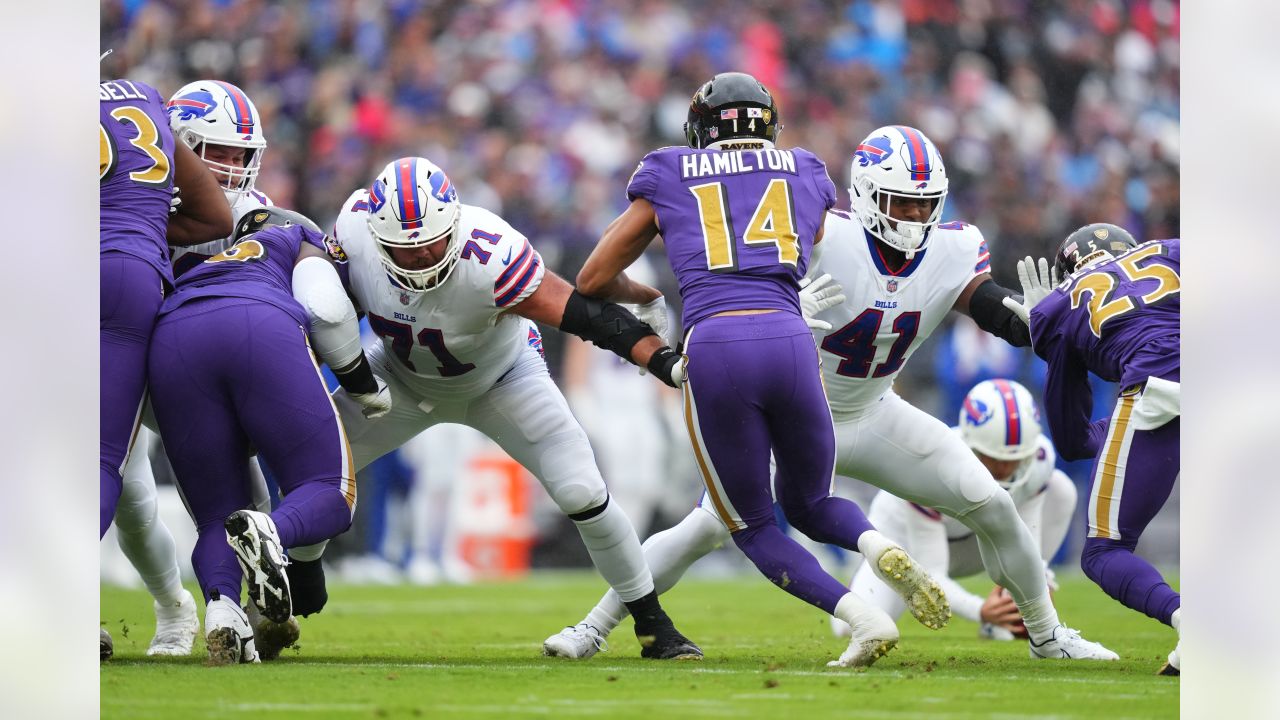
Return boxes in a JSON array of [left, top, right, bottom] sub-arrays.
[[543, 623, 608, 659], [100, 628, 114, 661], [1028, 625, 1119, 660], [830, 615, 853, 639], [827, 609, 899, 668], [1158, 642, 1180, 676], [225, 510, 292, 624], [204, 594, 260, 665], [147, 588, 200, 656], [244, 602, 300, 662], [869, 546, 951, 630]]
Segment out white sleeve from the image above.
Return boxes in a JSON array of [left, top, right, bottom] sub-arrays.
[[492, 234, 545, 310], [898, 503, 985, 623], [293, 256, 363, 370]]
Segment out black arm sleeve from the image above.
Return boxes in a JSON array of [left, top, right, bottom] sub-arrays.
[[331, 353, 379, 395], [967, 279, 1031, 347], [561, 289, 659, 361]]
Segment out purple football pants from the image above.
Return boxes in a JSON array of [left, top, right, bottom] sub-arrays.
[[1081, 389, 1181, 626], [681, 312, 875, 614], [147, 298, 356, 603], [101, 252, 165, 538]]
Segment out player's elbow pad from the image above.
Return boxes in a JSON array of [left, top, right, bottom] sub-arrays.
[[968, 280, 1031, 347], [560, 290, 657, 362], [293, 256, 363, 370]]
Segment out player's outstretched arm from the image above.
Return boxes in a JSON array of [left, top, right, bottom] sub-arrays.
[[165, 142, 234, 246], [577, 198, 662, 304], [292, 242, 390, 418], [955, 272, 1032, 347], [512, 271, 684, 388]]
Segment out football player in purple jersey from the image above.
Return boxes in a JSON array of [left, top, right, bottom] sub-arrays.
[[147, 207, 390, 664], [1006, 223, 1181, 673], [100, 77, 232, 660], [571, 72, 950, 668]]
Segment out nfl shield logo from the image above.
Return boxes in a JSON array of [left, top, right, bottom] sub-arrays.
[[886, 278, 898, 293], [399, 291, 412, 305]]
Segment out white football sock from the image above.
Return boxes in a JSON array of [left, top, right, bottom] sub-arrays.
[[572, 499, 653, 603], [585, 505, 729, 634], [1171, 608, 1181, 632], [115, 436, 184, 607], [958, 491, 1061, 642]]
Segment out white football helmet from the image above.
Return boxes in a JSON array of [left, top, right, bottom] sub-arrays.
[[366, 157, 462, 292], [958, 379, 1042, 488], [166, 80, 266, 204], [849, 125, 948, 257]]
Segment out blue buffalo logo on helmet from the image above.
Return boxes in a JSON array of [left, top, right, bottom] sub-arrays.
[[854, 135, 893, 167], [429, 171, 456, 204], [166, 90, 218, 121], [368, 179, 388, 213], [962, 397, 994, 427]]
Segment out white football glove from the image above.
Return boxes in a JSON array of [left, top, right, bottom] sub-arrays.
[[1001, 256, 1058, 326], [630, 296, 671, 378], [632, 296, 671, 345], [798, 273, 845, 332], [350, 376, 392, 419], [169, 186, 182, 215]]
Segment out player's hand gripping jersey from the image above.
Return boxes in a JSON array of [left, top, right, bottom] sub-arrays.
[[162, 218, 340, 326], [626, 146, 836, 327], [335, 191, 545, 404], [813, 212, 994, 416], [100, 79, 178, 284], [1030, 238, 1180, 458], [170, 190, 273, 279]]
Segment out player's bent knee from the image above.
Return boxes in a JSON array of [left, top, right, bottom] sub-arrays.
[[552, 479, 608, 517]]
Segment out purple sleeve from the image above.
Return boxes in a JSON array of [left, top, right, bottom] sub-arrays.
[[625, 151, 663, 202], [812, 154, 837, 211], [1037, 324, 1098, 462]]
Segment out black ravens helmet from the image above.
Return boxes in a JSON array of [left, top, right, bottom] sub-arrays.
[[684, 72, 780, 150], [233, 206, 323, 242], [1054, 223, 1139, 278]]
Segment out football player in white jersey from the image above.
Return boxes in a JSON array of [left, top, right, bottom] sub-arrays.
[[106, 79, 279, 657], [836, 379, 1077, 641], [545, 126, 1116, 663], [305, 156, 699, 659]]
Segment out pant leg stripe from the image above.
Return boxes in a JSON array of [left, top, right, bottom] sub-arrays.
[[301, 329, 358, 513], [1089, 394, 1136, 540], [679, 336, 742, 532]]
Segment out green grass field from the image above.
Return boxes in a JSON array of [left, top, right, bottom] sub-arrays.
[[101, 572, 1178, 719]]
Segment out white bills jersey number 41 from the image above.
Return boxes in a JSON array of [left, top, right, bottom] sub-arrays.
[[813, 211, 991, 416]]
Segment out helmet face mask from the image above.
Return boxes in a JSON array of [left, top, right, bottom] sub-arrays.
[[684, 72, 780, 150], [957, 379, 1042, 490], [166, 80, 266, 204], [366, 157, 462, 293], [1054, 223, 1139, 279], [849, 126, 948, 257]]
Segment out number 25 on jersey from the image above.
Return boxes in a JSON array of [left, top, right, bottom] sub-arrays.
[[1069, 243, 1179, 337]]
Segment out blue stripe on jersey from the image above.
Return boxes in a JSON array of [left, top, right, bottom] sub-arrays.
[[496, 256, 541, 307], [494, 242, 532, 290]]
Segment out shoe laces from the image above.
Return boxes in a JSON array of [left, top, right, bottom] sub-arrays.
[[571, 623, 608, 653]]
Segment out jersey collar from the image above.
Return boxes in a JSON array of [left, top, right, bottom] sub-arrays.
[[865, 229, 927, 278]]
